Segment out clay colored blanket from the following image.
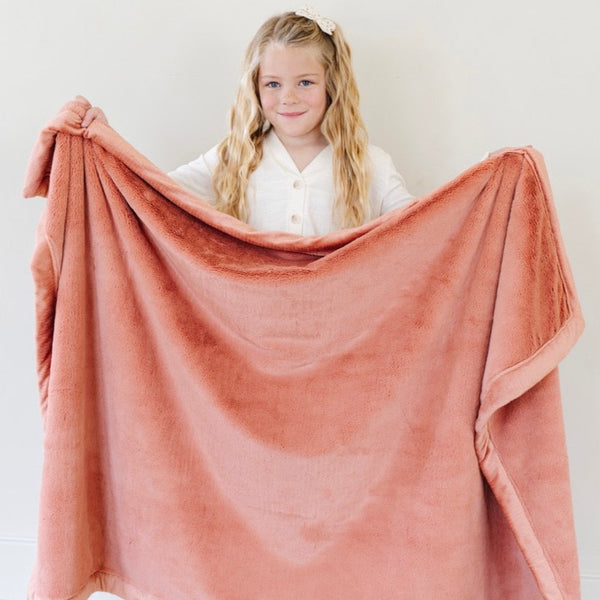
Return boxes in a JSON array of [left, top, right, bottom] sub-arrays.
[[24, 100, 584, 600]]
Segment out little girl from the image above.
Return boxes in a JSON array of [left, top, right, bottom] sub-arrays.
[[82, 6, 414, 236]]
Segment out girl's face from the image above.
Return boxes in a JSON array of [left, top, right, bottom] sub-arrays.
[[258, 43, 328, 147]]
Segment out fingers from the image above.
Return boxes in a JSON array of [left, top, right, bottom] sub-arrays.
[[488, 147, 511, 157], [81, 106, 109, 128]]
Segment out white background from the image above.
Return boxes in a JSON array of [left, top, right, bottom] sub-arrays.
[[1, 0, 598, 598]]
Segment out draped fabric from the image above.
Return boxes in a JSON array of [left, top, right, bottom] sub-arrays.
[[24, 100, 583, 599]]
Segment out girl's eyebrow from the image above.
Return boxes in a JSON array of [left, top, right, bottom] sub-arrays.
[[259, 73, 321, 79]]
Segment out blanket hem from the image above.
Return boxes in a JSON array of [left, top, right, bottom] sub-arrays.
[[29, 570, 170, 600]]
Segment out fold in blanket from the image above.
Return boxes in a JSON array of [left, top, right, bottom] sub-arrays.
[[24, 100, 584, 600]]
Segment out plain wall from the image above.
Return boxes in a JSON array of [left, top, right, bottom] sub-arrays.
[[1, 0, 598, 597]]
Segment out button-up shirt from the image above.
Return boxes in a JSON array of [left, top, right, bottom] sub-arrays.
[[169, 130, 414, 236]]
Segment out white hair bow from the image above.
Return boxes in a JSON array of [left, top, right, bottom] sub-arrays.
[[295, 5, 337, 35]]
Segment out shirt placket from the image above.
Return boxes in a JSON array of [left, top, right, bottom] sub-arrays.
[[287, 176, 306, 235]]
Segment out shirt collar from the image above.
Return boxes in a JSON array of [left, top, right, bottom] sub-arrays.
[[263, 129, 332, 175]]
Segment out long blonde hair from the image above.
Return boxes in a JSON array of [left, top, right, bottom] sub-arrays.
[[213, 11, 371, 229]]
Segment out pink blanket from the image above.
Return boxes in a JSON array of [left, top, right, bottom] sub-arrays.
[[24, 100, 584, 599]]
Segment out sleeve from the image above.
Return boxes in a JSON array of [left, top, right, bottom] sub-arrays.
[[168, 144, 220, 204], [368, 146, 415, 216]]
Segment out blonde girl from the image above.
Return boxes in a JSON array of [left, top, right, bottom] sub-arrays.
[[83, 7, 414, 235]]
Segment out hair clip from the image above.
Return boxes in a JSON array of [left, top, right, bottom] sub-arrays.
[[295, 5, 336, 35]]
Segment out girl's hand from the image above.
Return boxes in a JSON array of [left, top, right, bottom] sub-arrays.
[[487, 146, 532, 158], [488, 147, 512, 158], [74, 95, 109, 127]]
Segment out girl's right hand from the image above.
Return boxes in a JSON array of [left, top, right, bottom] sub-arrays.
[[75, 95, 109, 128]]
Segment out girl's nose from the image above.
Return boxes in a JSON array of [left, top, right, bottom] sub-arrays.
[[282, 88, 298, 104]]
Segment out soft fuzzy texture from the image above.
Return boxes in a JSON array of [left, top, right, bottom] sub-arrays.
[[24, 99, 584, 600]]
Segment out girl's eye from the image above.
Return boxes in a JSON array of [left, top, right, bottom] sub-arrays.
[[266, 81, 280, 88], [299, 80, 313, 87]]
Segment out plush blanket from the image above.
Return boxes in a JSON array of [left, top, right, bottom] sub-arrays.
[[24, 99, 584, 600]]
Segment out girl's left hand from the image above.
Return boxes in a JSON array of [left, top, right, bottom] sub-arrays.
[[74, 95, 109, 128], [488, 147, 512, 158]]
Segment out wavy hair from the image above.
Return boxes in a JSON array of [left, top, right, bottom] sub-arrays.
[[212, 11, 371, 228]]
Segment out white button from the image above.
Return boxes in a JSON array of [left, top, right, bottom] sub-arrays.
[[292, 180, 303, 189], [291, 214, 301, 224]]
